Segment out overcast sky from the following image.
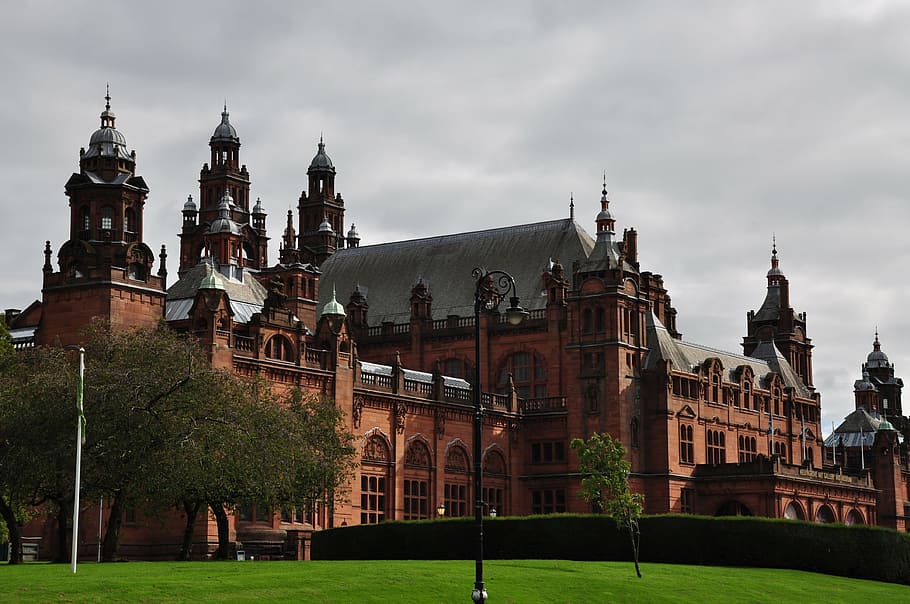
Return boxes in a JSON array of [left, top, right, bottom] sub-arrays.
[[2, 1, 908, 433]]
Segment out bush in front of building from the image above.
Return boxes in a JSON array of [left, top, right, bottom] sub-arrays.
[[312, 514, 910, 584]]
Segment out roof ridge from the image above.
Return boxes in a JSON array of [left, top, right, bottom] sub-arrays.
[[331, 218, 581, 256]]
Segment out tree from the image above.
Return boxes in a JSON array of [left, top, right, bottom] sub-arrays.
[[570, 433, 644, 577], [0, 339, 77, 564]]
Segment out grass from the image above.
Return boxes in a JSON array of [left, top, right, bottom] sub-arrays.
[[1, 560, 908, 603]]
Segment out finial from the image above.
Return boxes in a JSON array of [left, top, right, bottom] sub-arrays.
[[874, 327, 880, 347], [569, 193, 574, 219], [772, 234, 777, 257], [602, 171, 608, 197], [105, 83, 111, 111]]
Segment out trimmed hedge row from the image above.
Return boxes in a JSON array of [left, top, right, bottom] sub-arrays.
[[312, 514, 910, 585]]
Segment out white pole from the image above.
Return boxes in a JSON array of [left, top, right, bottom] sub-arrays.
[[71, 347, 85, 574]]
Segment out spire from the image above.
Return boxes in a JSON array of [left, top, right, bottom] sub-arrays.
[[595, 174, 615, 242], [766, 237, 785, 286], [99, 85, 116, 130], [569, 193, 574, 220]]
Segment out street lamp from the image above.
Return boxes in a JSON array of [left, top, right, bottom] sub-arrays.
[[437, 502, 446, 518], [471, 268, 527, 603]]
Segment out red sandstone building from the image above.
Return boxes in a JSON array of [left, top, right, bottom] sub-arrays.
[[6, 97, 909, 559]]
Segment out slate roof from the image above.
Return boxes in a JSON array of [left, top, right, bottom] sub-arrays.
[[318, 218, 595, 325], [645, 311, 812, 398], [824, 408, 882, 448], [165, 260, 268, 323]]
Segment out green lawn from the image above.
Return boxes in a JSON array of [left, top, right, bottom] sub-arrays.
[[0, 560, 907, 603]]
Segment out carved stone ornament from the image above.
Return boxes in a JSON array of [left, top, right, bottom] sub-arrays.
[[395, 402, 407, 434], [352, 395, 364, 429], [434, 407, 446, 439]]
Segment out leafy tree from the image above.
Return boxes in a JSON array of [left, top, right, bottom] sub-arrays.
[[571, 433, 644, 578], [0, 339, 77, 564]]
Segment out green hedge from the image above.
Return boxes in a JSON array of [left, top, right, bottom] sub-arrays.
[[312, 514, 910, 585]]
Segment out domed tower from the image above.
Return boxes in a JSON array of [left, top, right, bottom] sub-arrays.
[[854, 331, 903, 416], [39, 91, 166, 345], [179, 106, 268, 274], [742, 241, 814, 388], [298, 137, 346, 265]]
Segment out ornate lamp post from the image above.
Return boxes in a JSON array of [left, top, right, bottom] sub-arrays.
[[471, 268, 527, 603]]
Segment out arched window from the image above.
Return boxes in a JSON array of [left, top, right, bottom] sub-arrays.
[[483, 449, 508, 516], [739, 435, 758, 463], [445, 443, 471, 517], [264, 335, 294, 362], [773, 441, 787, 459], [497, 351, 547, 398], [361, 434, 391, 524], [594, 308, 605, 333], [403, 439, 432, 520], [815, 504, 835, 524], [783, 502, 804, 520], [679, 424, 694, 464], [845, 509, 864, 525], [707, 429, 725, 464]]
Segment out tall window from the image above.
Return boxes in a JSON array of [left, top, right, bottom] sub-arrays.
[[403, 480, 428, 520], [498, 351, 547, 398], [125, 207, 136, 233], [404, 439, 432, 520], [773, 441, 787, 459], [444, 483, 469, 517], [483, 449, 508, 516], [582, 308, 593, 334], [706, 429, 725, 465], [101, 206, 114, 230], [81, 207, 90, 232], [361, 434, 391, 524], [739, 435, 758, 463], [444, 444, 471, 517], [361, 475, 386, 524], [680, 424, 694, 464], [680, 488, 694, 514]]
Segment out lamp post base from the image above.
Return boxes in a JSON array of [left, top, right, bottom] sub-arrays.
[[471, 587, 488, 603]]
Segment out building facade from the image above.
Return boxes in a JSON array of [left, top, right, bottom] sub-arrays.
[[6, 99, 909, 560]]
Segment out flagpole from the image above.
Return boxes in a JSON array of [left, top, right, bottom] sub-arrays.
[[71, 347, 85, 574]]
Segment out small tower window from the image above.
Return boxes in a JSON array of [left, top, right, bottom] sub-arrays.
[[101, 206, 114, 230], [81, 207, 91, 232], [125, 208, 136, 233]]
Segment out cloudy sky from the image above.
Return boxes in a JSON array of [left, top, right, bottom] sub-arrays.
[[2, 1, 908, 432]]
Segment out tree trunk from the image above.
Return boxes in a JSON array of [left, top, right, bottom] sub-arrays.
[[0, 495, 23, 564], [101, 493, 124, 562], [209, 501, 231, 560], [53, 502, 70, 563], [178, 500, 201, 561], [628, 517, 641, 578]]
